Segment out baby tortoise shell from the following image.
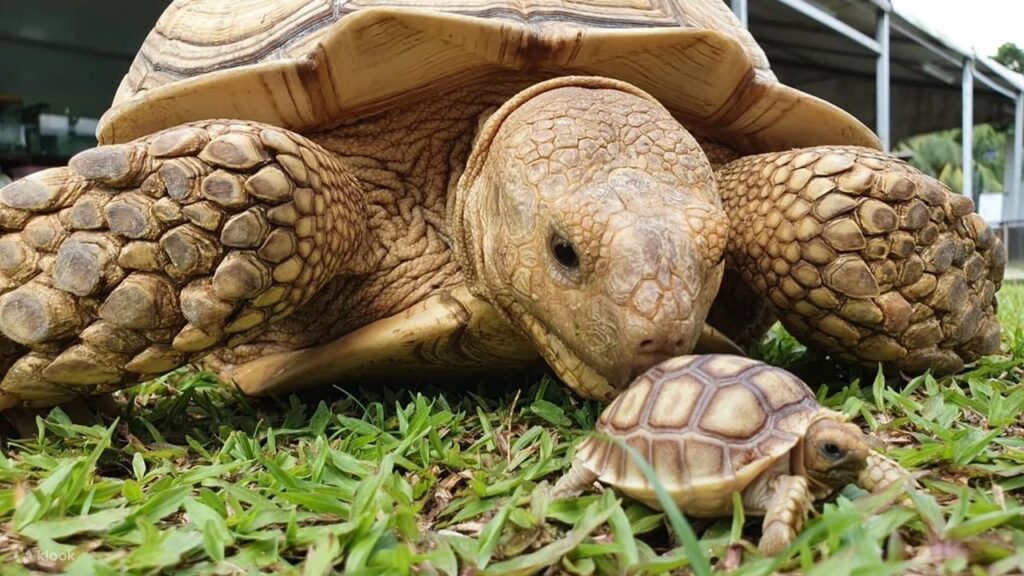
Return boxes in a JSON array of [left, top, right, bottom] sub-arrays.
[[574, 354, 822, 516]]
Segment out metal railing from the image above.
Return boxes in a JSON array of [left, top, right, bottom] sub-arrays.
[[730, 0, 1024, 212]]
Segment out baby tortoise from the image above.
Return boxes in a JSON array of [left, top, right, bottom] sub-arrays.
[[554, 354, 912, 555]]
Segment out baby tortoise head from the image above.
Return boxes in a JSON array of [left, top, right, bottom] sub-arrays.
[[800, 415, 871, 494], [453, 77, 729, 400]]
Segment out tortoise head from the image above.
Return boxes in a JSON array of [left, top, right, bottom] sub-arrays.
[[800, 414, 870, 493], [452, 77, 728, 400]]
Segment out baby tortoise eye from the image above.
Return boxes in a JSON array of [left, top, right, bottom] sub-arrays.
[[550, 236, 580, 270], [821, 442, 843, 460]]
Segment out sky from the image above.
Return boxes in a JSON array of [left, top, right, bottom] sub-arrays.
[[894, 0, 1024, 59]]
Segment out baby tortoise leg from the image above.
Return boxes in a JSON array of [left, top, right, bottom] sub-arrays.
[[859, 452, 915, 494], [756, 474, 814, 556], [716, 146, 1006, 374], [551, 457, 600, 498], [0, 121, 375, 409]]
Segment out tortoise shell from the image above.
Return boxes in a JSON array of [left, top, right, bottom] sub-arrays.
[[576, 354, 820, 516], [98, 0, 879, 153]]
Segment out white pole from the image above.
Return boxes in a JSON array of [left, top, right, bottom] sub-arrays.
[[1011, 93, 1024, 222], [731, 0, 748, 27], [876, 8, 891, 151], [962, 58, 975, 201]]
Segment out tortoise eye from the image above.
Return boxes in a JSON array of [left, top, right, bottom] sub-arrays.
[[551, 236, 580, 270], [821, 442, 843, 460]]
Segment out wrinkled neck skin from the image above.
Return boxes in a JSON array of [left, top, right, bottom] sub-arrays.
[[451, 77, 728, 400]]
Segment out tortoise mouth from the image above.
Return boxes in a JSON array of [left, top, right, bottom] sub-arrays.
[[518, 310, 621, 401]]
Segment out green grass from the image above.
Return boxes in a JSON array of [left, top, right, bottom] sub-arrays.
[[1, 285, 1023, 575], [1005, 261, 1024, 281]]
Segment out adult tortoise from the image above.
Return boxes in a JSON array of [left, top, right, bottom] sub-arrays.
[[553, 354, 913, 555], [0, 0, 1006, 409]]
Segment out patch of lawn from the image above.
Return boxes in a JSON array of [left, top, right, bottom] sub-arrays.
[[0, 284, 1022, 574]]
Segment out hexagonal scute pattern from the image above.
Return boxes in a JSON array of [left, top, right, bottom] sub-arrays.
[[716, 146, 1006, 374], [0, 121, 368, 408], [587, 355, 820, 489]]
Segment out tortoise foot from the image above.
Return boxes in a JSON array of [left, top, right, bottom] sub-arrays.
[[716, 146, 1006, 374], [0, 121, 371, 409]]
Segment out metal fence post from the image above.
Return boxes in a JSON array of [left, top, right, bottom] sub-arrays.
[[962, 58, 975, 201], [875, 7, 891, 151], [731, 0, 748, 27], [1011, 93, 1024, 225]]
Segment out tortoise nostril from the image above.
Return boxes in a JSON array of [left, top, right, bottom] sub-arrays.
[[637, 336, 689, 357]]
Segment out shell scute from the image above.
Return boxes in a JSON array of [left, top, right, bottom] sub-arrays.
[[698, 382, 767, 439], [657, 355, 702, 373], [695, 354, 760, 379], [747, 366, 814, 410], [621, 435, 651, 486], [772, 403, 819, 436], [682, 437, 727, 480], [604, 444, 629, 486], [604, 373, 651, 430], [650, 438, 684, 481], [729, 445, 762, 470], [752, 432, 799, 459], [646, 373, 703, 429]]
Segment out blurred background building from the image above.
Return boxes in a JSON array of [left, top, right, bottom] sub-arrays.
[[732, 0, 1024, 270], [0, 0, 1022, 264]]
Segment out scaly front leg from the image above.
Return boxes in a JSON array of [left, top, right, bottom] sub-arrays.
[[859, 452, 916, 494], [756, 474, 814, 556], [0, 121, 376, 410], [715, 146, 1005, 374]]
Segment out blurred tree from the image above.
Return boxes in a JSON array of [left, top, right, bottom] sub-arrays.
[[897, 124, 1006, 201], [993, 42, 1024, 73], [895, 42, 1021, 202]]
